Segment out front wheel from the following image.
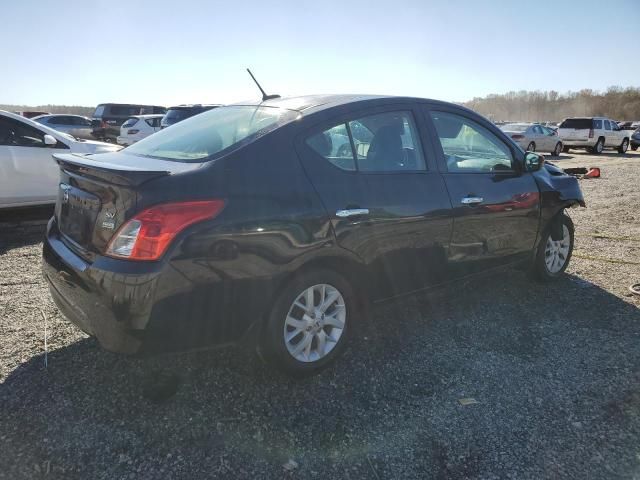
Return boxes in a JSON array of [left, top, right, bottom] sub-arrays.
[[618, 138, 629, 154], [258, 269, 357, 376], [531, 214, 574, 282], [552, 142, 563, 156]]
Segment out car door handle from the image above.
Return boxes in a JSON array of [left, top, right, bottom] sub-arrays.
[[336, 208, 369, 218], [461, 197, 484, 205]]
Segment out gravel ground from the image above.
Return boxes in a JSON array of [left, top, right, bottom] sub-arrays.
[[1, 151, 639, 479]]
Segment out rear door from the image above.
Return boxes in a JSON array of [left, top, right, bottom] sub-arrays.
[[296, 106, 453, 299], [423, 106, 540, 275], [0, 116, 65, 206], [532, 125, 550, 151]]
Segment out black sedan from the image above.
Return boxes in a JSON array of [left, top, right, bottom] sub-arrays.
[[42, 95, 585, 376]]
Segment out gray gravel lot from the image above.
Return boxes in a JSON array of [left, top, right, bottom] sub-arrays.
[[1, 151, 639, 479]]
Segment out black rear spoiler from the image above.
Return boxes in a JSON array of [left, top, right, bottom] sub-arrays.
[[52, 152, 203, 187]]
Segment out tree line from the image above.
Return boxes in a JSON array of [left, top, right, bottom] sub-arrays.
[[464, 87, 640, 123], [0, 104, 94, 117]]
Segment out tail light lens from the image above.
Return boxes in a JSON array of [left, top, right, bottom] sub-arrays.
[[127, 129, 139, 134], [511, 134, 524, 140], [589, 129, 594, 138], [100, 120, 108, 129], [106, 200, 225, 261]]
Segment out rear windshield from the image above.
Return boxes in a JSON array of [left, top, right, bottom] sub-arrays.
[[501, 124, 529, 132], [125, 106, 299, 162], [559, 118, 592, 129], [162, 108, 193, 124], [122, 118, 138, 128], [93, 105, 105, 117]]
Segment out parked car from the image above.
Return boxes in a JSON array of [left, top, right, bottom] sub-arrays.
[[33, 114, 94, 140], [116, 114, 164, 146], [558, 117, 630, 154], [631, 127, 640, 151], [42, 95, 584, 376], [161, 104, 220, 129], [15, 111, 50, 119], [0, 110, 122, 209], [500, 123, 563, 155], [91, 103, 166, 143]]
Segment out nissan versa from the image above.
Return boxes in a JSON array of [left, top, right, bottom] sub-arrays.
[[42, 95, 585, 376]]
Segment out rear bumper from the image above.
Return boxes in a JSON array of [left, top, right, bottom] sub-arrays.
[[42, 219, 276, 355], [116, 136, 132, 146], [42, 221, 159, 354]]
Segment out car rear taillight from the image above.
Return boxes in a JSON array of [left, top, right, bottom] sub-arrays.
[[105, 200, 225, 261], [589, 129, 594, 138], [100, 120, 108, 129], [127, 129, 139, 134], [511, 134, 524, 140]]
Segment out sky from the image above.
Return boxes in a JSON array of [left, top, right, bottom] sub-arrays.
[[2, 0, 639, 107]]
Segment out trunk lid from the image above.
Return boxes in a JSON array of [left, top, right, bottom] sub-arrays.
[[52, 151, 204, 258]]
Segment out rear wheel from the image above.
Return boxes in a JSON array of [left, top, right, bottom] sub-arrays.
[[552, 142, 562, 156], [590, 137, 604, 154], [631, 145, 638, 151], [531, 214, 574, 282], [258, 269, 357, 376], [618, 138, 629, 154], [527, 142, 536, 152]]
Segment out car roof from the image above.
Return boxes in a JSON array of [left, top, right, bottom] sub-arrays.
[[34, 114, 89, 119], [167, 104, 221, 109], [229, 94, 463, 116], [127, 114, 165, 119]]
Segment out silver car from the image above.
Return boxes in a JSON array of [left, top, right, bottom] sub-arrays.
[[500, 123, 563, 156], [33, 114, 94, 140]]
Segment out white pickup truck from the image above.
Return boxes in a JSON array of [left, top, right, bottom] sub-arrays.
[[558, 117, 630, 154]]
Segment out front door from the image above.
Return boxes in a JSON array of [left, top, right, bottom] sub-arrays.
[[423, 107, 540, 276], [296, 107, 453, 299], [0, 116, 62, 206]]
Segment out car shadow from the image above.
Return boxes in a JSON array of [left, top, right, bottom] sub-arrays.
[[544, 154, 573, 161], [0, 206, 51, 254], [2, 269, 639, 478]]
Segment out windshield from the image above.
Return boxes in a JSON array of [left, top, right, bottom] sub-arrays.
[[501, 124, 529, 132], [126, 105, 299, 162]]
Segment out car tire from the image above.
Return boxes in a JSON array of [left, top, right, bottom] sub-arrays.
[[618, 138, 629, 154], [527, 142, 535, 152], [258, 268, 357, 377], [553, 142, 562, 156], [531, 213, 574, 282], [631, 145, 638, 151], [562, 145, 571, 153], [591, 137, 604, 154]]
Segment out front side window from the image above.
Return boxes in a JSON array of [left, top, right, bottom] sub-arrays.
[[429, 111, 513, 173], [306, 111, 426, 173], [0, 117, 45, 147], [126, 105, 299, 162]]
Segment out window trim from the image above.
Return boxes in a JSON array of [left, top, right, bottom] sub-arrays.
[[301, 108, 429, 175], [424, 107, 521, 175]]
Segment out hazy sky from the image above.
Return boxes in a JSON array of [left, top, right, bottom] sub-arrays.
[[2, 0, 638, 107]]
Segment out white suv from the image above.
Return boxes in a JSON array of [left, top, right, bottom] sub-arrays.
[[558, 117, 630, 154]]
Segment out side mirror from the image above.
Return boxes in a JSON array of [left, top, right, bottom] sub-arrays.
[[44, 134, 57, 146], [524, 152, 544, 172]]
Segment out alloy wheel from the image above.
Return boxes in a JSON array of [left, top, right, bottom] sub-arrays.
[[283, 284, 346, 363], [544, 225, 571, 274], [596, 140, 603, 153], [621, 139, 628, 153], [527, 142, 535, 152]]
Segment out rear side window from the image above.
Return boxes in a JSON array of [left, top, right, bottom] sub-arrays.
[[429, 111, 513, 173], [122, 118, 138, 128], [560, 118, 593, 129], [604, 120, 611, 131], [306, 111, 426, 172], [145, 118, 161, 127], [111, 105, 141, 116], [532, 125, 543, 134], [126, 106, 299, 162], [593, 119, 602, 129], [306, 124, 356, 171]]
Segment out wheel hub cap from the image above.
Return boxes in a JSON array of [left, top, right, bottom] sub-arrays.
[[284, 283, 346, 363], [544, 225, 571, 274]]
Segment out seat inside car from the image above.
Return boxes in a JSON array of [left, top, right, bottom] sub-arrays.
[[364, 121, 405, 171]]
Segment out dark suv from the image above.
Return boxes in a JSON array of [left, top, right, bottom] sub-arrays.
[[91, 103, 166, 142], [160, 104, 220, 128], [42, 95, 584, 376]]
